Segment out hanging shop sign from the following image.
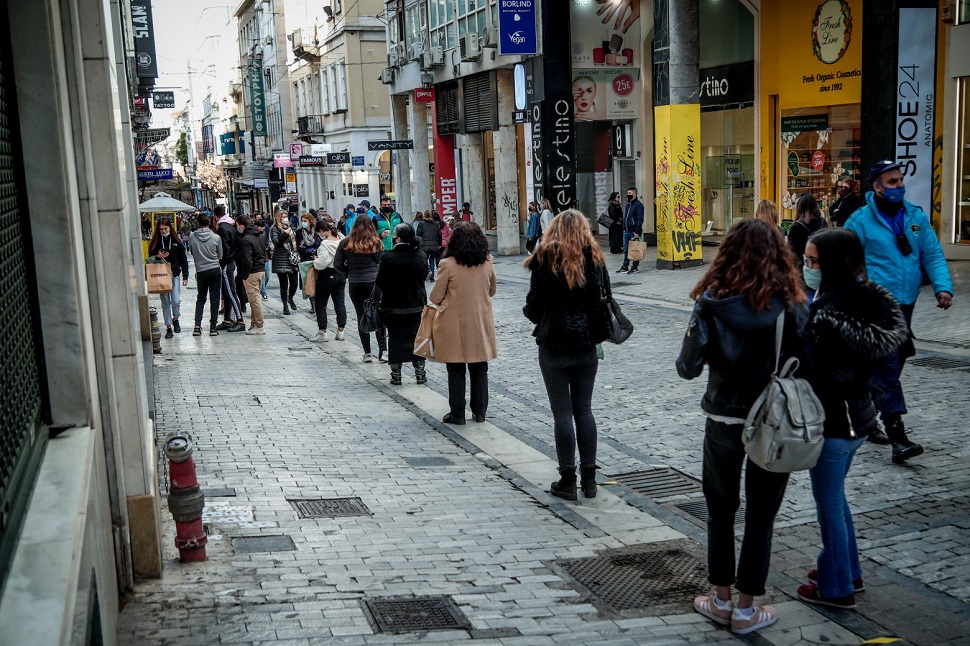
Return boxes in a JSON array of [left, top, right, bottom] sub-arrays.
[[430, 98, 458, 217], [655, 104, 703, 265], [299, 156, 325, 167], [285, 171, 297, 194], [367, 140, 413, 151], [152, 91, 174, 109], [273, 153, 293, 168], [498, 0, 539, 56], [352, 155, 365, 166], [137, 168, 172, 181], [289, 142, 303, 160], [327, 152, 351, 164], [612, 124, 628, 157], [414, 88, 435, 102], [895, 5, 937, 213], [354, 184, 370, 197], [130, 0, 159, 80], [135, 127, 170, 145], [249, 55, 267, 137], [698, 62, 755, 108]]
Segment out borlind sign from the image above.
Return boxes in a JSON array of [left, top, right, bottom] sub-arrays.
[[498, 0, 538, 56], [130, 0, 159, 79], [249, 56, 267, 137], [152, 91, 175, 109], [367, 140, 414, 151]]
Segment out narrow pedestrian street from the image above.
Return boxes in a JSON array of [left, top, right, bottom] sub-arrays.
[[118, 250, 970, 645]]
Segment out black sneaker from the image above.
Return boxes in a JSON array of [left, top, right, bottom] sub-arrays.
[[616, 267, 629, 274], [628, 267, 640, 274], [192, 327, 202, 336], [215, 321, 232, 331], [164, 328, 174, 339], [227, 322, 246, 332], [891, 439, 924, 464], [209, 328, 219, 337], [172, 319, 181, 333]]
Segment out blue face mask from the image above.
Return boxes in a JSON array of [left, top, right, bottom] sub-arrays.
[[879, 183, 906, 203], [803, 266, 822, 290]]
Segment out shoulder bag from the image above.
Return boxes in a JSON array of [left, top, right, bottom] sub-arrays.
[[600, 267, 633, 344], [360, 286, 384, 334]]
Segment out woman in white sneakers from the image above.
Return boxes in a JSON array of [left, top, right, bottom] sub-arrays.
[[309, 219, 347, 343]]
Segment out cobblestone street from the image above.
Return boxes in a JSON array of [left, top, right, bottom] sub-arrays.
[[119, 246, 970, 645]]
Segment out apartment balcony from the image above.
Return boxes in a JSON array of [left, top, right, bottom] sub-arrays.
[[297, 115, 326, 135]]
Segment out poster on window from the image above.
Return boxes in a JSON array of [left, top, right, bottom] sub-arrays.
[[571, 69, 639, 122]]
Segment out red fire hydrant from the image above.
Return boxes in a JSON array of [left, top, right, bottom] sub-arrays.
[[164, 431, 207, 562]]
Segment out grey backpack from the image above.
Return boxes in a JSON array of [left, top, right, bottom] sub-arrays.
[[743, 314, 825, 473]]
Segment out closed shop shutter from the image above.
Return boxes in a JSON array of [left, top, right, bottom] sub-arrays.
[[435, 81, 460, 136], [462, 72, 497, 133]]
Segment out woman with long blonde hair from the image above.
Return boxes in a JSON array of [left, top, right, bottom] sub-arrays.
[[334, 214, 386, 362], [523, 210, 612, 501]]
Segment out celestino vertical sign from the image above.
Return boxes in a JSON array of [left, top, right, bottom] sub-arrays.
[[655, 105, 703, 268]]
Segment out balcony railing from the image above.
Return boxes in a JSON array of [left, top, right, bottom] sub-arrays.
[[297, 115, 326, 135]]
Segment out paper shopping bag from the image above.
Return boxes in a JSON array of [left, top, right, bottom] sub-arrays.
[[627, 238, 647, 261], [413, 304, 438, 360], [145, 261, 173, 293]]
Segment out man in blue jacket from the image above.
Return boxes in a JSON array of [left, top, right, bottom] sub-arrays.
[[617, 187, 645, 274], [844, 160, 953, 463]]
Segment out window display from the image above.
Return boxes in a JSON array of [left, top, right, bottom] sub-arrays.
[[780, 104, 861, 222], [957, 80, 970, 243]]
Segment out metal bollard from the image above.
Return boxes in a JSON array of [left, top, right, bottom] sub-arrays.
[[150, 307, 162, 354], [164, 431, 207, 562]]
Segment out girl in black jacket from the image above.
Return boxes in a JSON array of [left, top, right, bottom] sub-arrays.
[[375, 224, 428, 385], [676, 219, 809, 636], [796, 228, 908, 610], [523, 210, 611, 501], [147, 217, 189, 338], [416, 211, 443, 281], [270, 211, 299, 314]]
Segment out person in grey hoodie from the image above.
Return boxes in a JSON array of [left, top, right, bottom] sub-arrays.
[[189, 212, 224, 336]]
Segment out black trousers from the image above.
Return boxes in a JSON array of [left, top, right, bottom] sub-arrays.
[[446, 362, 488, 419], [315, 268, 347, 330], [538, 347, 599, 470], [702, 418, 790, 596], [276, 271, 298, 302], [194, 268, 222, 328], [221, 260, 242, 321], [348, 281, 385, 355]]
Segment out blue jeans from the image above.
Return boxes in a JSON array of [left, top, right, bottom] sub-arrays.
[[159, 278, 181, 326], [261, 260, 271, 297], [809, 436, 866, 597], [621, 231, 640, 270]]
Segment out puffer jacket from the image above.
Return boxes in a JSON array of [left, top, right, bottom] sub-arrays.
[[523, 248, 611, 351], [808, 282, 909, 439], [270, 225, 297, 274], [416, 220, 442, 253], [677, 294, 810, 420], [333, 237, 383, 284]]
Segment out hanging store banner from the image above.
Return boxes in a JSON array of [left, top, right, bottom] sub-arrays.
[[570, 0, 640, 69], [498, 0, 539, 56], [895, 5, 937, 213], [273, 153, 293, 168], [152, 91, 174, 109], [414, 88, 435, 102], [249, 55, 267, 137], [430, 99, 458, 217], [655, 104, 703, 267], [130, 0, 159, 80], [285, 171, 297, 194], [299, 156, 325, 167], [137, 168, 173, 181], [289, 142, 303, 161]]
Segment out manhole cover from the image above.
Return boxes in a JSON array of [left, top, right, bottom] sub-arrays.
[[206, 487, 237, 497], [557, 541, 708, 612], [611, 468, 700, 499], [909, 356, 970, 370], [232, 535, 296, 553], [364, 596, 468, 633], [404, 457, 455, 467], [674, 499, 744, 525], [288, 497, 371, 518]]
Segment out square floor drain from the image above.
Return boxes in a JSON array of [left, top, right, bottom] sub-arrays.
[[611, 468, 701, 499], [674, 499, 744, 526], [288, 497, 371, 518], [232, 535, 296, 553], [404, 457, 455, 468], [364, 596, 468, 633], [557, 541, 709, 613], [206, 487, 237, 498]]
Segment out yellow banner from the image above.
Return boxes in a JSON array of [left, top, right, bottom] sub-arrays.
[[655, 104, 703, 265]]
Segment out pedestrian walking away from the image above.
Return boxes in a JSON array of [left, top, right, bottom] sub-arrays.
[[429, 222, 497, 425], [417, 210, 443, 280], [844, 159, 954, 462], [188, 212, 223, 336], [525, 202, 541, 254], [797, 228, 909, 610], [676, 218, 810, 636], [214, 205, 245, 332], [754, 199, 784, 236], [617, 187, 644, 274], [334, 213, 387, 362], [147, 216, 188, 338], [606, 192, 624, 254], [309, 219, 347, 343], [829, 178, 864, 228], [523, 210, 612, 501], [376, 224, 429, 385], [235, 214, 267, 335], [255, 215, 271, 300], [270, 210, 299, 314]]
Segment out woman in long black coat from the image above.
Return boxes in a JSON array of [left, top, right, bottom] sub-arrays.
[[375, 224, 429, 385], [607, 191, 624, 254]]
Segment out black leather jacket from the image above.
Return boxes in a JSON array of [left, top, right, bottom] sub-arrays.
[[677, 294, 810, 420]]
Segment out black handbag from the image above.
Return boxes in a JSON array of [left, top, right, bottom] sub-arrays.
[[597, 213, 613, 229], [360, 287, 384, 334], [600, 267, 633, 344]]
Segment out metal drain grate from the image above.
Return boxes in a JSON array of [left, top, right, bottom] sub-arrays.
[[364, 596, 468, 633], [674, 499, 744, 525], [206, 487, 237, 497], [404, 457, 455, 467], [557, 541, 709, 612], [909, 356, 970, 370], [232, 535, 296, 553], [288, 497, 371, 518], [611, 467, 701, 499]]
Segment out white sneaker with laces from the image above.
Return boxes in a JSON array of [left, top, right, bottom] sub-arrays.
[[362, 353, 374, 363], [245, 326, 265, 336], [335, 330, 346, 341], [310, 330, 327, 342]]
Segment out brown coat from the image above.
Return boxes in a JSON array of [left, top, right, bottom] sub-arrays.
[[428, 257, 497, 363]]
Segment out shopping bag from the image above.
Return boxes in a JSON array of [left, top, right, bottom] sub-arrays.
[[413, 304, 438, 360], [627, 237, 647, 261], [145, 258, 173, 293], [299, 261, 314, 298], [304, 266, 317, 297]]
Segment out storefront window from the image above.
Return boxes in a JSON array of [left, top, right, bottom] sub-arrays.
[[956, 80, 970, 243], [779, 104, 861, 222], [702, 107, 754, 232]]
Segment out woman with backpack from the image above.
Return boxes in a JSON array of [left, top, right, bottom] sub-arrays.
[[676, 219, 810, 636], [796, 228, 908, 610]]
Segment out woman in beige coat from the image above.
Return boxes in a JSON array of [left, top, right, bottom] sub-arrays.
[[428, 222, 497, 424]]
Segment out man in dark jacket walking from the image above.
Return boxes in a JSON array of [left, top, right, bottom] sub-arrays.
[[214, 205, 245, 332], [618, 187, 645, 274], [235, 215, 267, 335]]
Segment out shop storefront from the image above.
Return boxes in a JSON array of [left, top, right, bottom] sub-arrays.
[[943, 17, 970, 255]]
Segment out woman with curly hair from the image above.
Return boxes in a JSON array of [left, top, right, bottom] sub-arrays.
[[676, 218, 810, 636], [429, 222, 497, 424], [523, 210, 612, 500], [334, 214, 386, 362]]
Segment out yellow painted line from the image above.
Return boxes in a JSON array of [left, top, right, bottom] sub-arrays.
[[861, 638, 902, 644]]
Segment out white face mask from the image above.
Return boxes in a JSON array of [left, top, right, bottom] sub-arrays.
[[803, 266, 822, 290]]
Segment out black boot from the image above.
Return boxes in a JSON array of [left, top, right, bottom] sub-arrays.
[[412, 360, 427, 384], [868, 422, 890, 445], [283, 302, 291, 315], [550, 466, 577, 501], [885, 417, 924, 464], [580, 466, 598, 499], [309, 297, 316, 314], [289, 297, 298, 310], [389, 363, 402, 385]]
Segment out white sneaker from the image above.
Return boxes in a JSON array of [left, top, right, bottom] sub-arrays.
[[362, 353, 374, 363], [335, 330, 345, 341], [245, 326, 265, 335], [310, 330, 327, 342]]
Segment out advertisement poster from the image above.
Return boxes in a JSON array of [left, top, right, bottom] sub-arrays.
[[569, 0, 639, 122], [498, 0, 538, 56], [571, 68, 639, 121], [655, 104, 703, 266], [896, 6, 937, 214]]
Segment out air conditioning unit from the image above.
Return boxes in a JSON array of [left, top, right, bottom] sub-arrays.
[[408, 42, 424, 61], [291, 29, 303, 49], [263, 36, 273, 46], [483, 25, 499, 48], [379, 67, 395, 85], [459, 33, 481, 61], [420, 46, 443, 70], [388, 47, 400, 67]]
